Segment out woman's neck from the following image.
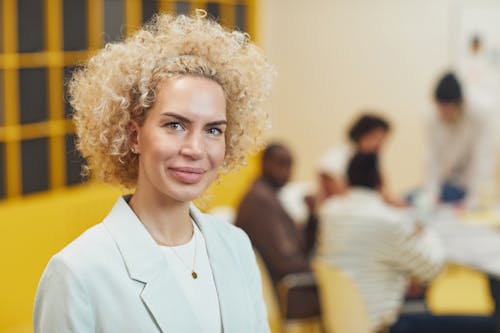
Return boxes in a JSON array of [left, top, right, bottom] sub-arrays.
[[128, 186, 193, 247]]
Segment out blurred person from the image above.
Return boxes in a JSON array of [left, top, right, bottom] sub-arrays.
[[424, 72, 496, 206], [33, 12, 275, 333], [316, 152, 495, 333], [426, 72, 500, 333], [235, 143, 321, 319], [317, 113, 405, 206]]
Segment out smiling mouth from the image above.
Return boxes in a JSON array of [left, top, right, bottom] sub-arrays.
[[169, 167, 206, 184]]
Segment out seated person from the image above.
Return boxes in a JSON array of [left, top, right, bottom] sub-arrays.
[[317, 113, 404, 206], [235, 143, 321, 319], [316, 152, 495, 333]]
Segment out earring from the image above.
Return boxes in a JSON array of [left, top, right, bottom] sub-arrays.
[[131, 147, 137, 154]]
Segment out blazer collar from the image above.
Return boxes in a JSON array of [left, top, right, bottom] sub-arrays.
[[103, 196, 252, 333], [103, 197, 201, 332]]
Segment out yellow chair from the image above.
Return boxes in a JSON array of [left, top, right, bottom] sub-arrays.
[[312, 260, 373, 333], [255, 251, 283, 333], [254, 251, 322, 333]]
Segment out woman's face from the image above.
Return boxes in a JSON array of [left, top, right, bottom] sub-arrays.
[[357, 128, 388, 153], [131, 75, 227, 203]]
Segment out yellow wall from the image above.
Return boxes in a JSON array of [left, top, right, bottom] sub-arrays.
[[0, 184, 120, 332]]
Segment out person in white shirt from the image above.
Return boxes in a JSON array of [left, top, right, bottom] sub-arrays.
[[316, 152, 496, 333], [425, 72, 497, 207], [317, 113, 406, 207], [317, 113, 391, 199], [33, 11, 274, 333]]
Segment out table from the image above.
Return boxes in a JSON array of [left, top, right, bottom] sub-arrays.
[[428, 205, 500, 279]]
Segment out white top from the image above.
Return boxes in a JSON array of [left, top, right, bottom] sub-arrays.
[[317, 144, 353, 179], [160, 222, 222, 333], [316, 188, 444, 331], [425, 107, 497, 206]]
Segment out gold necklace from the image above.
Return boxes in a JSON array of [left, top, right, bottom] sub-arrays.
[[167, 225, 198, 279]]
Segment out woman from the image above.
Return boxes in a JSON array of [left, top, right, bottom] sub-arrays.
[[317, 113, 391, 198], [34, 12, 274, 333]]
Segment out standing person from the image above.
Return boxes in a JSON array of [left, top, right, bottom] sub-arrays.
[[33, 12, 275, 333], [316, 152, 496, 333], [235, 143, 321, 320], [425, 72, 496, 206]]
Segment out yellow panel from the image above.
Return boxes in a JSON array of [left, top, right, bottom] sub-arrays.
[[190, 1, 207, 12], [427, 264, 494, 315], [125, 0, 142, 37], [45, 0, 62, 52], [220, 3, 235, 28], [0, 121, 67, 142], [247, 0, 257, 42], [158, 0, 175, 13], [64, 50, 92, 66], [88, 0, 104, 50], [2, 0, 16, 53], [203, 152, 261, 210], [0, 183, 122, 330], [4, 67, 20, 197]]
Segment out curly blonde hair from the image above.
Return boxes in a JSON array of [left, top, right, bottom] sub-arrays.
[[70, 11, 275, 189]]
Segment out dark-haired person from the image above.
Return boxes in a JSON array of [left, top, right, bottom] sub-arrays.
[[235, 143, 321, 320], [426, 72, 500, 333], [425, 72, 496, 206], [315, 152, 495, 333], [317, 113, 404, 206]]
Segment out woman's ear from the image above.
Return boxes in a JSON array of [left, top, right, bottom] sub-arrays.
[[127, 120, 140, 154]]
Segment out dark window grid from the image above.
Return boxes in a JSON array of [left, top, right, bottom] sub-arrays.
[[21, 137, 49, 195], [19, 68, 48, 124], [65, 133, 86, 186], [175, 2, 190, 15], [17, 0, 44, 52], [142, 0, 159, 24], [235, 3, 247, 32], [104, 0, 125, 43], [206, 2, 220, 22], [63, 0, 88, 51]]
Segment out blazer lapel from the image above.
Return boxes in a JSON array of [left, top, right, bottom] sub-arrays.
[[190, 204, 254, 333], [103, 197, 201, 332]]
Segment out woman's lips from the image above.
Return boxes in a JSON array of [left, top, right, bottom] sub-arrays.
[[169, 167, 206, 184]]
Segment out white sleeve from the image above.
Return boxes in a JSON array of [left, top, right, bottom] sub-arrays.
[[33, 255, 94, 333], [387, 224, 445, 282], [424, 116, 441, 201], [466, 115, 497, 206]]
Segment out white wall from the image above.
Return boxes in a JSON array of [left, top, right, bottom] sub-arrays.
[[258, 0, 457, 195]]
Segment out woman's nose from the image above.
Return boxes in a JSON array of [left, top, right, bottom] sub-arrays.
[[180, 132, 204, 159]]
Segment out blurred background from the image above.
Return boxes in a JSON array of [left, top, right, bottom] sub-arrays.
[[1, 0, 500, 332]]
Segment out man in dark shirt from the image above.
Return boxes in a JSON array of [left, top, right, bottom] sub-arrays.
[[235, 143, 320, 319]]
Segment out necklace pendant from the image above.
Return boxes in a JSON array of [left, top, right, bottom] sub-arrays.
[[192, 271, 198, 279]]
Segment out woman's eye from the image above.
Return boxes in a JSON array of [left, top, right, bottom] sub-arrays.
[[165, 122, 184, 131], [207, 127, 223, 136]]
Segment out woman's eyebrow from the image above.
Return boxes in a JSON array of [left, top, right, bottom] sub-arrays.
[[206, 120, 228, 127], [160, 112, 191, 123]]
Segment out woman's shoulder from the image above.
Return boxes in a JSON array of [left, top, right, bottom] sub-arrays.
[[48, 223, 117, 274]]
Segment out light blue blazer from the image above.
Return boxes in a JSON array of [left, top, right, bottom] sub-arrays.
[[33, 197, 269, 333]]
